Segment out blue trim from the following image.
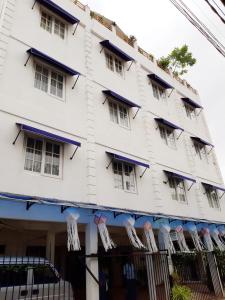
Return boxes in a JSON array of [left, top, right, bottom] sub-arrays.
[[191, 137, 214, 147], [102, 90, 141, 108], [148, 74, 173, 89], [155, 118, 184, 131], [100, 40, 134, 62], [37, 0, 79, 24], [202, 182, 225, 193], [106, 151, 150, 168], [181, 97, 202, 109], [27, 48, 80, 76], [164, 170, 196, 183], [17, 123, 81, 147]]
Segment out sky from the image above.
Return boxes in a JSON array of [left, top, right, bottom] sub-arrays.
[[84, 0, 225, 181]]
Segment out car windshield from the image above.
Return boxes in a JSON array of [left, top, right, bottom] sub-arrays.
[[0, 265, 28, 287]]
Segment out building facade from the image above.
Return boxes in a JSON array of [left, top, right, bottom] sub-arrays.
[[0, 0, 225, 299]]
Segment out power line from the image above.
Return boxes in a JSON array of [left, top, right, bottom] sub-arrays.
[[204, 0, 225, 24], [211, 0, 225, 17]]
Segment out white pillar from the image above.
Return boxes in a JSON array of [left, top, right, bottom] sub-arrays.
[[85, 222, 99, 300], [46, 231, 55, 263]]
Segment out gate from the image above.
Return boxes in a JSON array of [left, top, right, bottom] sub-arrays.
[[171, 252, 224, 300]]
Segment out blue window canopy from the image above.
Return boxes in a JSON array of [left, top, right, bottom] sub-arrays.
[[155, 118, 184, 131], [25, 48, 81, 89], [181, 97, 203, 109], [164, 170, 196, 190], [191, 137, 214, 148], [202, 182, 225, 198], [100, 40, 134, 62], [34, 0, 80, 24], [102, 90, 141, 108], [106, 151, 150, 178], [13, 123, 81, 160], [148, 74, 173, 89]]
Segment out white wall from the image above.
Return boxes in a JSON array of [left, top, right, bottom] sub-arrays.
[[0, 0, 224, 222]]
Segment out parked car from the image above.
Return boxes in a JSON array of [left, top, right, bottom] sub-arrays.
[[0, 256, 74, 299]]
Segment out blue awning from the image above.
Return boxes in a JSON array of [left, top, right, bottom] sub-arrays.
[[27, 48, 80, 76], [106, 152, 150, 168], [17, 123, 81, 147], [36, 0, 79, 24], [148, 74, 173, 89], [100, 40, 134, 62], [202, 182, 225, 192], [155, 118, 184, 131], [164, 170, 196, 183], [102, 90, 141, 108], [181, 98, 202, 109], [191, 137, 214, 147]]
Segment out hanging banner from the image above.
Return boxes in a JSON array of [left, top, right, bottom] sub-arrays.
[[175, 225, 190, 252], [184, 222, 203, 251], [64, 208, 81, 251], [202, 227, 214, 251], [143, 221, 158, 253], [94, 213, 115, 252], [123, 216, 145, 249], [158, 223, 175, 254], [210, 226, 225, 251]]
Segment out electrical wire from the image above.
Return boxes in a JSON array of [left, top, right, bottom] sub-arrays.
[[169, 0, 225, 57], [211, 0, 225, 18], [204, 0, 225, 24]]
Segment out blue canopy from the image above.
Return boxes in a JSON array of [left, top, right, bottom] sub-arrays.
[[191, 137, 214, 147], [36, 0, 79, 24], [102, 90, 141, 108], [100, 40, 134, 62], [106, 152, 149, 168], [155, 118, 184, 131], [17, 123, 81, 147], [181, 97, 202, 109], [27, 48, 80, 76], [202, 182, 225, 192], [148, 74, 173, 89], [164, 170, 196, 183]]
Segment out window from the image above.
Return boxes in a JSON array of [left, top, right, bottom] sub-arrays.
[[205, 187, 220, 209], [34, 63, 64, 99], [105, 51, 124, 76], [109, 101, 129, 128], [168, 177, 187, 203], [184, 104, 196, 119], [33, 265, 59, 284], [40, 11, 66, 39], [152, 82, 166, 100], [113, 161, 136, 192], [0, 265, 28, 287], [194, 142, 208, 162], [24, 137, 61, 177], [159, 125, 176, 149]]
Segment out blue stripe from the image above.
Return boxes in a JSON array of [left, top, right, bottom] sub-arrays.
[[106, 151, 149, 168], [148, 74, 173, 89], [164, 170, 196, 183], [103, 90, 141, 108], [155, 118, 183, 131], [100, 40, 134, 62], [191, 137, 214, 147], [202, 182, 225, 192], [181, 97, 202, 109]]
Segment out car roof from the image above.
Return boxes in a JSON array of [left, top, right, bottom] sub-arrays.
[[0, 256, 51, 265]]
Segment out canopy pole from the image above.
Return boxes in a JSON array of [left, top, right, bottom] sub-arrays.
[[100, 47, 104, 54], [177, 130, 184, 140], [102, 97, 108, 105], [127, 60, 134, 71], [219, 192, 225, 200], [72, 74, 80, 89], [207, 146, 214, 155], [106, 158, 113, 169], [168, 88, 174, 98], [73, 22, 79, 35], [24, 54, 31, 67], [12, 129, 22, 145], [70, 146, 79, 160], [133, 108, 140, 119], [32, 0, 37, 9], [197, 108, 203, 116], [188, 181, 195, 191], [140, 167, 148, 178]]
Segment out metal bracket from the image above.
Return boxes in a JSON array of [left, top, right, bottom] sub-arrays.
[[196, 108, 203, 117], [102, 97, 108, 105], [72, 74, 80, 89], [106, 158, 113, 169], [24, 54, 31, 67], [127, 60, 134, 71], [133, 108, 140, 119], [61, 206, 70, 213], [153, 217, 161, 222], [32, 0, 37, 9], [113, 212, 123, 219], [100, 47, 104, 54], [12, 129, 22, 145], [176, 130, 184, 140], [26, 201, 36, 211], [219, 192, 225, 200], [188, 181, 195, 191], [134, 215, 142, 221], [72, 22, 79, 35], [168, 88, 174, 98], [207, 146, 214, 155], [140, 167, 148, 178], [70, 146, 79, 160]]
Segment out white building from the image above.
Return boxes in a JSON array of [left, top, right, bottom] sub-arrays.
[[0, 0, 225, 299]]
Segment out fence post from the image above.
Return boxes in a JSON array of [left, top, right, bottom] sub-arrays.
[[207, 252, 224, 297]]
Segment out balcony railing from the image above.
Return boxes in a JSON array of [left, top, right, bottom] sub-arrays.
[[138, 46, 154, 62], [116, 29, 134, 47], [90, 12, 112, 31], [72, 0, 85, 11]]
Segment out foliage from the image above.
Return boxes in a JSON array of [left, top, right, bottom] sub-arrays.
[[214, 249, 225, 285], [172, 271, 182, 285], [172, 285, 192, 300], [158, 45, 196, 76]]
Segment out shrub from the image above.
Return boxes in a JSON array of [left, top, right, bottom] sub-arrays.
[[172, 284, 192, 300]]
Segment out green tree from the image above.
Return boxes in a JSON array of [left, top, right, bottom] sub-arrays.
[[158, 45, 196, 76]]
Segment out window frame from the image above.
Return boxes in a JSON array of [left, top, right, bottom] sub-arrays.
[[104, 50, 125, 77], [205, 187, 220, 210], [159, 125, 176, 149], [184, 103, 196, 119], [34, 61, 66, 101], [40, 9, 67, 40], [151, 81, 167, 101], [112, 160, 137, 193], [23, 135, 63, 179], [193, 141, 208, 162], [168, 176, 187, 203], [108, 99, 130, 129]]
